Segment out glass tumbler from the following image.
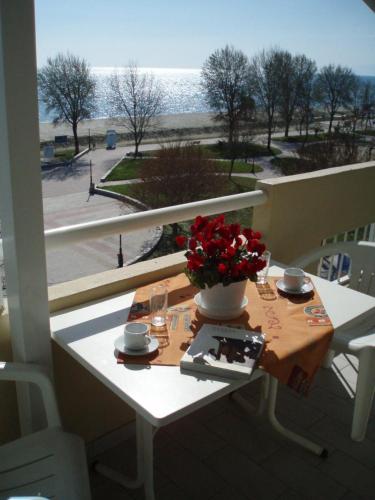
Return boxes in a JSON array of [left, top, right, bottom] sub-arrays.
[[150, 284, 168, 327], [257, 250, 271, 284]]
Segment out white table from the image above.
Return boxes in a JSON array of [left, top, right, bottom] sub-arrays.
[[50, 266, 375, 500]]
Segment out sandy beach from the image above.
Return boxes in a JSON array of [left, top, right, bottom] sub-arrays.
[[39, 112, 218, 142]]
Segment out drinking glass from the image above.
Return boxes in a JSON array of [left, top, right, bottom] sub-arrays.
[[257, 250, 271, 284], [150, 285, 168, 327]]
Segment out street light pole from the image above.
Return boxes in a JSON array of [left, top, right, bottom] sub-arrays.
[[117, 235, 124, 268], [89, 160, 95, 195]]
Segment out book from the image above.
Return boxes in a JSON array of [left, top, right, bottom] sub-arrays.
[[180, 324, 265, 379]]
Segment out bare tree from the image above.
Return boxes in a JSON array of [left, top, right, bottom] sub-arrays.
[[294, 56, 317, 141], [38, 53, 96, 155], [360, 80, 375, 131], [201, 45, 255, 176], [278, 52, 317, 138], [129, 143, 226, 236], [278, 50, 299, 138], [346, 76, 363, 135], [250, 48, 283, 151], [108, 64, 164, 158], [314, 64, 357, 135]]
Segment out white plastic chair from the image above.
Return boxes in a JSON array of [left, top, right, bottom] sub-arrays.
[[293, 240, 375, 441], [0, 361, 91, 499]]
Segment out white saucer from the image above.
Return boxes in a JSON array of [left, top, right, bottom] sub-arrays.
[[114, 335, 159, 356], [194, 293, 248, 320], [276, 279, 314, 295]]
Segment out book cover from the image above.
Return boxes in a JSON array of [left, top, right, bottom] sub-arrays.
[[180, 324, 265, 379]]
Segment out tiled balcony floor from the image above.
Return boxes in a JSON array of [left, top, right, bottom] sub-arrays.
[[90, 354, 375, 500]]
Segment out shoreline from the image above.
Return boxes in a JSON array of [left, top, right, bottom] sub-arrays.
[[39, 112, 218, 142]]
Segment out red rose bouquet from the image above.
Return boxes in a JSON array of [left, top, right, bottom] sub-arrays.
[[175, 214, 266, 289]]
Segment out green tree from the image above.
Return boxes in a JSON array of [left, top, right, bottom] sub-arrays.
[[38, 53, 96, 155]]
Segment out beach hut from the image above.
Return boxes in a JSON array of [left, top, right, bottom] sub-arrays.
[[106, 129, 117, 149]]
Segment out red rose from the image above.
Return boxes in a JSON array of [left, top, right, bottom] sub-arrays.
[[231, 263, 241, 277], [235, 236, 243, 248], [189, 237, 197, 250], [247, 262, 257, 274], [243, 228, 254, 241], [218, 225, 231, 240], [217, 263, 227, 274], [254, 243, 266, 255], [206, 240, 218, 256], [226, 245, 236, 258], [255, 259, 266, 272], [175, 235, 187, 248]]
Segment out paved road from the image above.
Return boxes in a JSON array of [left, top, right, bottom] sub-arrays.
[[43, 192, 161, 285], [41, 146, 161, 286]]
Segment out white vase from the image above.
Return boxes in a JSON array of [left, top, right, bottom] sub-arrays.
[[199, 280, 248, 319]]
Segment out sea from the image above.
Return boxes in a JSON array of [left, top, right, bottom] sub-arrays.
[[38, 67, 375, 123]]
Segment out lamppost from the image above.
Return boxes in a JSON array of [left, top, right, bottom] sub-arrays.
[[117, 235, 124, 268], [89, 160, 95, 195]]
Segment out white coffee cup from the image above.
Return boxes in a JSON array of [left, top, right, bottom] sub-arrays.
[[283, 268, 307, 291], [124, 322, 150, 350]]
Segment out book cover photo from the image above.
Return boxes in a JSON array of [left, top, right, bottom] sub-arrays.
[[180, 324, 265, 379]]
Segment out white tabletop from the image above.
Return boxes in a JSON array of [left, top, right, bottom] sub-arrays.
[[50, 266, 375, 427]]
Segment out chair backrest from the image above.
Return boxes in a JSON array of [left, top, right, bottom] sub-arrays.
[[292, 241, 375, 297]]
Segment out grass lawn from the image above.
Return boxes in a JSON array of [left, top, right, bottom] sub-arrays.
[[357, 129, 375, 137], [103, 176, 257, 259], [144, 143, 281, 158], [273, 133, 328, 143], [54, 148, 76, 161], [273, 132, 370, 144], [215, 160, 262, 174], [199, 143, 281, 158], [105, 158, 263, 181], [106, 159, 145, 181], [271, 156, 316, 175]]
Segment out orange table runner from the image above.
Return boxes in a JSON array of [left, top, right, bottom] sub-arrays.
[[117, 273, 334, 394]]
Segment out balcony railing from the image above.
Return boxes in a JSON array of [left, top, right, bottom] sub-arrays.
[[43, 190, 268, 250]]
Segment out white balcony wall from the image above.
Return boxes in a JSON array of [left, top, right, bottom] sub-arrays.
[[253, 162, 375, 265]]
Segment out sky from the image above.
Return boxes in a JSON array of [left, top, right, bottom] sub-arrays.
[[35, 0, 375, 75]]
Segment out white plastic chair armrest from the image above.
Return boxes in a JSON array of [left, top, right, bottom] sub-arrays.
[[0, 361, 61, 427]]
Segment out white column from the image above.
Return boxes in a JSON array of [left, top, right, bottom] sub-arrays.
[[0, 0, 52, 433]]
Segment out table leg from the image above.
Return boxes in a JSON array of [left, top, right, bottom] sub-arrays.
[[230, 373, 269, 416], [266, 375, 328, 457], [232, 374, 328, 457], [93, 413, 148, 490], [141, 416, 156, 500], [351, 348, 375, 441]]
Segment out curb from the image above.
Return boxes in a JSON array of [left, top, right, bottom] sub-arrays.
[[93, 186, 163, 265], [41, 147, 90, 170], [73, 147, 90, 161], [94, 186, 149, 211], [100, 155, 126, 183]]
